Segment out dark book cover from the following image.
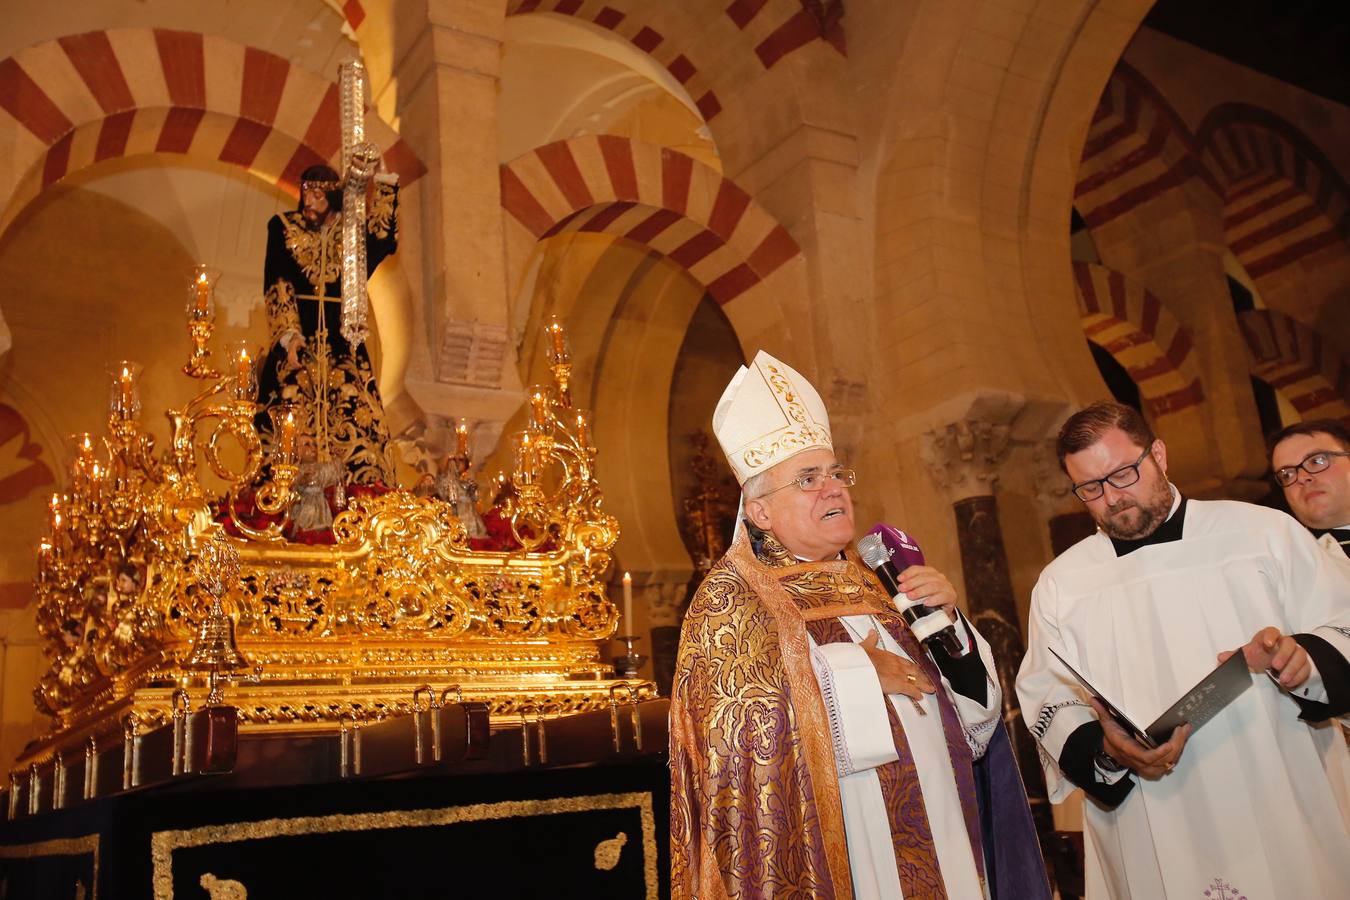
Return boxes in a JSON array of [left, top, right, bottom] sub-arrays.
[[1050, 648, 1253, 748]]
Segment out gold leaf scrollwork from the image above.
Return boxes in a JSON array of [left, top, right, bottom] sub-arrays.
[[29, 318, 628, 742]]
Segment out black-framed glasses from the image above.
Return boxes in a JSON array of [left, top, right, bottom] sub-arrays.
[[759, 468, 857, 497], [1070, 448, 1151, 502], [1274, 450, 1350, 487]]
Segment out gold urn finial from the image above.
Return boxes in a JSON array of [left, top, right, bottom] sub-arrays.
[[185, 532, 259, 705]]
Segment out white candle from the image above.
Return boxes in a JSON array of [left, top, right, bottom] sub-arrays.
[[622, 571, 633, 629]]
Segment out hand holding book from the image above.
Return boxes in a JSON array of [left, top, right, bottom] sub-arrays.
[[1218, 625, 1313, 690], [1050, 646, 1253, 779], [1092, 698, 1191, 780]]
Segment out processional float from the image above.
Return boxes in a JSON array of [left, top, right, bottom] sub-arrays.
[[9, 60, 654, 812]]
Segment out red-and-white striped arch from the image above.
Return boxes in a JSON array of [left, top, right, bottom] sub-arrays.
[[1198, 105, 1350, 281], [506, 1, 724, 121], [1072, 262, 1205, 417], [1238, 308, 1350, 423], [0, 28, 425, 227], [501, 135, 801, 305], [1074, 64, 1219, 230], [725, 0, 846, 67]]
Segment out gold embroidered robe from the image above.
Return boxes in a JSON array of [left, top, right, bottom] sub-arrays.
[[670, 527, 989, 899]]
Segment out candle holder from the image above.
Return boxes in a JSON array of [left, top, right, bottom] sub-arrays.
[[514, 432, 537, 485], [612, 634, 646, 680], [225, 341, 258, 403], [528, 385, 551, 433], [108, 361, 142, 426], [545, 317, 573, 406], [183, 265, 221, 379]]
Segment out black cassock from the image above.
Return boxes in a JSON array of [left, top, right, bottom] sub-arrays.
[[258, 182, 397, 486]]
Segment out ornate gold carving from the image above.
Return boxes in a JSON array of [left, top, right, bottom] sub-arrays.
[[680, 431, 739, 576], [25, 321, 629, 773], [151, 792, 658, 900]]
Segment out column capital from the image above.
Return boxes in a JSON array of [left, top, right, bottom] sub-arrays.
[[1030, 438, 1076, 514], [919, 418, 1011, 500]]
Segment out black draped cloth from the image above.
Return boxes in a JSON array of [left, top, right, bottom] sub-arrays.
[[257, 182, 398, 486]]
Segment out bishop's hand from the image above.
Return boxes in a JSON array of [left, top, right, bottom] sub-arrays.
[[1091, 698, 1190, 780], [860, 629, 934, 701], [895, 564, 958, 619]]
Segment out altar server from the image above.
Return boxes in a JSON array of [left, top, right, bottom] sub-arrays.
[[1269, 418, 1350, 561], [1017, 400, 1350, 899]]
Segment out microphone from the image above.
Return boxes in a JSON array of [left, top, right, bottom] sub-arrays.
[[857, 526, 969, 657]]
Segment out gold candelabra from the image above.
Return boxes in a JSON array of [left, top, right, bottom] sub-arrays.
[[26, 294, 637, 776], [183, 264, 221, 378]]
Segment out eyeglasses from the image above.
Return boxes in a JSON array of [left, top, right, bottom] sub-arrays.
[[1274, 450, 1350, 487], [758, 468, 857, 497], [1070, 448, 1152, 502]]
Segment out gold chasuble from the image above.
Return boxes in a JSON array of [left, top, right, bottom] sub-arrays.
[[670, 527, 985, 899]]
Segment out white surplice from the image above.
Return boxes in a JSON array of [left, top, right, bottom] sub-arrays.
[[809, 612, 1000, 900], [1316, 521, 1350, 567], [1017, 496, 1350, 900]]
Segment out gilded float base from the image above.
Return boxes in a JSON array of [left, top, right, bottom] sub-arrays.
[[17, 658, 655, 771]]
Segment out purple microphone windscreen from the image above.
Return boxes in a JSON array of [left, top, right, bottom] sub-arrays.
[[867, 524, 925, 571]]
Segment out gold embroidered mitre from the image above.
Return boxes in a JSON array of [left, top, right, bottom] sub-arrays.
[[712, 350, 832, 485]]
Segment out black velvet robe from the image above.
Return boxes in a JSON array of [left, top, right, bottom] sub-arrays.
[[257, 182, 398, 486]]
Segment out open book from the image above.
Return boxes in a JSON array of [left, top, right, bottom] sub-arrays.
[[1049, 648, 1253, 749]]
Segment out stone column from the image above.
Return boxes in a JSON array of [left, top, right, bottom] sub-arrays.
[[645, 578, 692, 696], [922, 420, 1060, 880], [386, 1, 523, 459]]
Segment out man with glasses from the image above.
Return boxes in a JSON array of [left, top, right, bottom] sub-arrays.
[[671, 351, 1049, 900], [1017, 400, 1350, 899], [1269, 419, 1350, 560]]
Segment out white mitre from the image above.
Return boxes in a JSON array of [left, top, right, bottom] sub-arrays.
[[712, 351, 832, 486]]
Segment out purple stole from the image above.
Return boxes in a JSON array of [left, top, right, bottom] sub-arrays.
[[791, 575, 986, 899]]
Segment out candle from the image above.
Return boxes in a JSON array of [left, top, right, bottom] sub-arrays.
[[194, 271, 211, 315], [280, 409, 297, 462], [456, 420, 470, 459], [574, 412, 589, 448], [70, 433, 94, 501], [88, 462, 103, 506], [529, 388, 549, 432], [546, 318, 570, 365], [516, 432, 535, 483], [108, 361, 141, 422], [118, 365, 135, 417], [622, 571, 633, 628], [49, 493, 63, 532], [232, 345, 255, 400]]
